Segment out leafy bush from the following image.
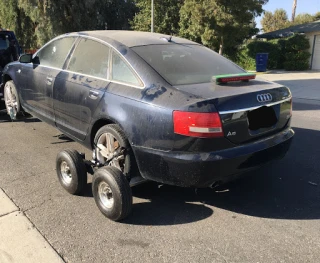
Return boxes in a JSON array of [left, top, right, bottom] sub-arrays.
[[234, 34, 311, 71], [236, 47, 256, 70], [283, 34, 311, 71], [284, 51, 311, 70], [285, 34, 310, 51], [269, 38, 286, 69], [234, 40, 283, 70], [246, 41, 281, 69]]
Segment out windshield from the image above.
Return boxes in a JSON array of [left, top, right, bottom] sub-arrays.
[[0, 34, 10, 51], [132, 44, 245, 86]]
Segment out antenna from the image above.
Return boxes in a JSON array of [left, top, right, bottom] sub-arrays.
[[160, 36, 173, 42]]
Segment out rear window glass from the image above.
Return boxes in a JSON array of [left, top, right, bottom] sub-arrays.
[[0, 34, 9, 50], [111, 51, 142, 86], [131, 44, 245, 85]]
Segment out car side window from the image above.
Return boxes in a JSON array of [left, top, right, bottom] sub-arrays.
[[67, 38, 110, 79], [35, 37, 75, 68], [0, 34, 9, 49], [111, 51, 142, 86]]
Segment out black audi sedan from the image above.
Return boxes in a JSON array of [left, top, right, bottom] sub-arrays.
[[1, 31, 294, 220]]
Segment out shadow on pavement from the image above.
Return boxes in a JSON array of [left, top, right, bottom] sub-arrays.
[[293, 98, 320, 111], [125, 184, 214, 225], [83, 183, 93, 197], [0, 108, 41, 123], [122, 126, 320, 225], [82, 181, 214, 225], [51, 134, 73, 144]]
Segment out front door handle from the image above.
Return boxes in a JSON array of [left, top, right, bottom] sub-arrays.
[[89, 90, 99, 100]]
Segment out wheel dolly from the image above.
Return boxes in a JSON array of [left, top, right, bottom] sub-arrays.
[[56, 145, 146, 222]]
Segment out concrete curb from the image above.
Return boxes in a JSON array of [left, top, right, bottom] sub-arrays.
[[0, 189, 64, 263]]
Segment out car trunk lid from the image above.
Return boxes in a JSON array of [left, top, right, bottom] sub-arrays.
[[174, 78, 292, 144]]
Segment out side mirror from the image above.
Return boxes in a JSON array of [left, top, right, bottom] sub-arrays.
[[32, 56, 40, 64], [19, 54, 33, 63]]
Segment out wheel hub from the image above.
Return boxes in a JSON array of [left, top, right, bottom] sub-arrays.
[[98, 182, 114, 209], [96, 132, 125, 171], [60, 161, 72, 185], [4, 85, 18, 119]]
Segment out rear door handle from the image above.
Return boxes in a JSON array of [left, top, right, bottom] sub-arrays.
[[89, 90, 99, 100]]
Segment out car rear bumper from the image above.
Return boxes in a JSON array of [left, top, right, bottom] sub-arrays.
[[133, 128, 294, 187]]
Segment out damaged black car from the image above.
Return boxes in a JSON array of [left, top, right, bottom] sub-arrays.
[[0, 31, 294, 221]]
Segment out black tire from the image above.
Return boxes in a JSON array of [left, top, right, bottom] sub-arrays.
[[94, 124, 135, 178], [92, 166, 132, 221], [3, 80, 24, 120], [56, 149, 87, 195]]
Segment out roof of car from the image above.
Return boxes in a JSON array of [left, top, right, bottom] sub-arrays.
[[69, 30, 197, 47]]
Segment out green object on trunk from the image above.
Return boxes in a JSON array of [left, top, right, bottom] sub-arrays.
[[214, 73, 256, 84]]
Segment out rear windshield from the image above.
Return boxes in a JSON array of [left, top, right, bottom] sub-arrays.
[[131, 44, 245, 85], [0, 33, 10, 50]]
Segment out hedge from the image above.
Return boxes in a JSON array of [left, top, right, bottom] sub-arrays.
[[235, 34, 310, 71], [284, 34, 311, 71]]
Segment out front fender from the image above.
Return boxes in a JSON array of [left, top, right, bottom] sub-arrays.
[[1, 63, 19, 86]]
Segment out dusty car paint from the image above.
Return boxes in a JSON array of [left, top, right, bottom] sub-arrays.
[[1, 31, 294, 187]]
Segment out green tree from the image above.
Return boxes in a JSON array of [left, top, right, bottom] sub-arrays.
[[261, 9, 289, 33], [292, 13, 315, 25], [284, 34, 310, 70], [179, 0, 267, 55], [47, 0, 136, 34], [131, 0, 183, 35], [0, 0, 36, 48], [17, 0, 136, 46], [314, 11, 320, 21]]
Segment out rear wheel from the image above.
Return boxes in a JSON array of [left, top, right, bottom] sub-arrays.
[[93, 124, 134, 178], [92, 166, 132, 221], [4, 80, 23, 120]]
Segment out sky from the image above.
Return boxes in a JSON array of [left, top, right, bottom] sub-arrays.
[[256, 0, 320, 29]]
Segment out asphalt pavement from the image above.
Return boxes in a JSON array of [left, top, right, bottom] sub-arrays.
[[0, 71, 320, 262]]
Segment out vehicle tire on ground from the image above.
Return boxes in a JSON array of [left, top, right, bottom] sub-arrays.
[[94, 124, 135, 178], [56, 149, 87, 195], [3, 80, 24, 120], [92, 166, 132, 221]]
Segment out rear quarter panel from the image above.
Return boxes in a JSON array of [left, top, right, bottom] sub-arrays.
[[89, 81, 207, 151]]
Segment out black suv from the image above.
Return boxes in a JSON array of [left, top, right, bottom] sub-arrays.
[[0, 29, 21, 94]]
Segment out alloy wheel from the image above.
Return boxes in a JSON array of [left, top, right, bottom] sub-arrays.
[[4, 84, 19, 119], [96, 133, 125, 171]]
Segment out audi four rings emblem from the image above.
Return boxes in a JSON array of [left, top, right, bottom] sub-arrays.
[[257, 93, 272, 103]]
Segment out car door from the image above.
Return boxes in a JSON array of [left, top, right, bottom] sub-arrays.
[[53, 38, 111, 140], [20, 37, 77, 125]]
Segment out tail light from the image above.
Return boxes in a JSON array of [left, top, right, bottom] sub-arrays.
[[173, 111, 223, 138]]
